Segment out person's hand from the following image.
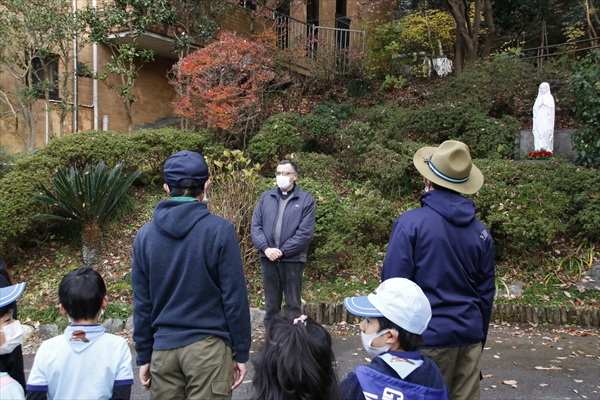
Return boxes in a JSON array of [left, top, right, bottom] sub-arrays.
[[231, 361, 247, 390], [139, 363, 151, 390], [264, 248, 282, 262]]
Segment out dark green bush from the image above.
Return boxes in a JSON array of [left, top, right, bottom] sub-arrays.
[[431, 54, 573, 121], [299, 102, 354, 153], [459, 114, 520, 159], [393, 104, 466, 143], [474, 158, 599, 261], [338, 122, 425, 198], [355, 103, 409, 134], [0, 146, 16, 179], [390, 104, 518, 159], [569, 50, 600, 168], [299, 178, 401, 276], [293, 152, 344, 181], [0, 128, 218, 255], [246, 112, 303, 170], [347, 79, 373, 97]]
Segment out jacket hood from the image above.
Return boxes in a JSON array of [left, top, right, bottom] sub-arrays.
[[421, 190, 476, 226], [63, 325, 105, 354], [154, 199, 210, 239]]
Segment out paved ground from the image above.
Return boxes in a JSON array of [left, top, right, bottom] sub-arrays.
[[23, 322, 599, 399]]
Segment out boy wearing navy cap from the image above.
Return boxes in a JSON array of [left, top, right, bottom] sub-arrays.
[[133, 150, 251, 399], [341, 278, 448, 400]]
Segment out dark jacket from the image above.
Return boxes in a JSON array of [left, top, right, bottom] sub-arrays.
[[381, 189, 495, 349], [0, 259, 26, 392], [132, 199, 251, 365], [340, 351, 447, 400], [251, 185, 316, 263]]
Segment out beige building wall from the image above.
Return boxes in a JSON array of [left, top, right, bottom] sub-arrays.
[[76, 45, 177, 134], [1, 43, 178, 155]]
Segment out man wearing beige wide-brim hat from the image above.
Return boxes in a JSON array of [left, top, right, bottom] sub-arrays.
[[381, 140, 495, 400]]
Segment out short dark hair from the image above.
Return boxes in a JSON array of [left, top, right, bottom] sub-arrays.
[[278, 160, 298, 174], [0, 303, 13, 318], [378, 316, 424, 352], [252, 315, 342, 400], [59, 267, 106, 321], [168, 178, 206, 198]]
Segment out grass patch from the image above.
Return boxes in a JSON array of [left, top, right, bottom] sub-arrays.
[[303, 275, 380, 304], [495, 283, 600, 308]]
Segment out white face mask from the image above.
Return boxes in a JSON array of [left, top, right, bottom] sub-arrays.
[[276, 175, 292, 191], [361, 328, 393, 357], [0, 320, 24, 355]]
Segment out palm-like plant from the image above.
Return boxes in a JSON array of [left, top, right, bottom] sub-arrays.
[[34, 160, 141, 267]]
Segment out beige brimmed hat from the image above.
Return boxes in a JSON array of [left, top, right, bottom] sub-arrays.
[[413, 140, 483, 194]]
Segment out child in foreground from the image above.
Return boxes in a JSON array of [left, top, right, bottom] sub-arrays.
[[341, 277, 448, 400], [26, 267, 133, 400], [1, 282, 27, 400], [252, 314, 342, 400]]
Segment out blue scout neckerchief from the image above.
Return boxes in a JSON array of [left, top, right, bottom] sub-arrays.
[[355, 351, 449, 400]]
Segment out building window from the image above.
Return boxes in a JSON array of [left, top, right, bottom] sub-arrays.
[[31, 56, 59, 100]]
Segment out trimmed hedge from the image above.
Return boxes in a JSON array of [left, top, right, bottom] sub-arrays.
[[0, 128, 219, 255]]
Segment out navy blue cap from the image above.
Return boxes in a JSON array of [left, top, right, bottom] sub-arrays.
[[163, 151, 209, 188]]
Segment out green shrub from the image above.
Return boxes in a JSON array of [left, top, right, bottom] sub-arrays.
[[459, 114, 520, 159], [0, 146, 16, 179], [569, 50, 600, 168], [355, 103, 409, 134], [393, 104, 466, 143], [390, 104, 518, 158], [299, 178, 402, 276], [432, 54, 572, 119], [347, 79, 373, 97], [474, 158, 599, 260], [246, 112, 303, 169], [0, 128, 219, 256], [299, 102, 354, 153], [293, 152, 344, 181]]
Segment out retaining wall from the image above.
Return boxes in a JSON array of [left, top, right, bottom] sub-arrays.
[[291, 303, 600, 327]]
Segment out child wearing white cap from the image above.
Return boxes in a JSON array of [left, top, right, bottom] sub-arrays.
[[340, 278, 448, 400]]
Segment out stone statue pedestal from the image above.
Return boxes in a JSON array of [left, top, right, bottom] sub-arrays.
[[516, 130, 577, 160]]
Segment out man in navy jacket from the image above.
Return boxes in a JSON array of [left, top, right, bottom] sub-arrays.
[[381, 140, 495, 400], [251, 160, 316, 329], [133, 151, 251, 399]]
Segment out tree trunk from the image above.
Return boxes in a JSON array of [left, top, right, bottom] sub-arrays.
[[81, 222, 102, 267], [454, 33, 464, 74], [580, 0, 599, 46], [446, 0, 482, 74], [481, 0, 496, 58]]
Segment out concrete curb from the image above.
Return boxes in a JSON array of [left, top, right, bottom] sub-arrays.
[[295, 303, 600, 327]]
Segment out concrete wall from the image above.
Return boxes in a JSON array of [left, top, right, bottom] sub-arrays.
[[516, 130, 577, 160]]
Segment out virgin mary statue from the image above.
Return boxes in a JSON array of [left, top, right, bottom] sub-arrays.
[[532, 82, 555, 152]]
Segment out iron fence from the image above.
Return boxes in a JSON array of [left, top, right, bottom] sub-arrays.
[[273, 11, 365, 75]]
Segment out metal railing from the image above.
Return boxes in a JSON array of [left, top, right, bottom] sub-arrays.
[[520, 36, 600, 61], [273, 11, 365, 75]]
